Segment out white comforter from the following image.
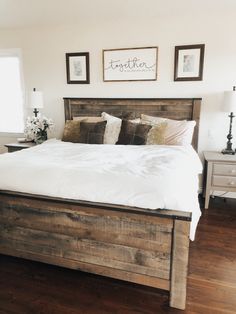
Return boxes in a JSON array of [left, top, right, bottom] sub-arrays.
[[0, 139, 202, 240]]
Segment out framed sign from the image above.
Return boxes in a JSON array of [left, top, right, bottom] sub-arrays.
[[66, 52, 90, 84], [103, 47, 158, 82], [174, 44, 205, 81]]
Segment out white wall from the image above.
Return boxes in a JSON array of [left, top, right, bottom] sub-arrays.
[[0, 12, 236, 158]]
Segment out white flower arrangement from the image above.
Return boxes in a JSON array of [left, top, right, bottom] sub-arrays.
[[24, 115, 54, 143]]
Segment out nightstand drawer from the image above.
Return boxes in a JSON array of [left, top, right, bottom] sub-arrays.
[[212, 175, 236, 188], [213, 163, 236, 176]]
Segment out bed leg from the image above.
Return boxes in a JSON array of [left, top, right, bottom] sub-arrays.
[[170, 220, 190, 310]]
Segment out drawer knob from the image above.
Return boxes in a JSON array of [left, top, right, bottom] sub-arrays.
[[229, 181, 235, 185], [231, 169, 236, 173]]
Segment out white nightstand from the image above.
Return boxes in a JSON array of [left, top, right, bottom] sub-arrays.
[[203, 151, 236, 209]]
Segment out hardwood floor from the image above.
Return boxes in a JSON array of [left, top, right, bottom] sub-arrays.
[[0, 196, 235, 314]]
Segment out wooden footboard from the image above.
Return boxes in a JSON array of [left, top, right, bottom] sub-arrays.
[[0, 191, 190, 310]]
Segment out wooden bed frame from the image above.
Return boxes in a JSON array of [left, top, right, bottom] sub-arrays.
[[0, 97, 201, 310]]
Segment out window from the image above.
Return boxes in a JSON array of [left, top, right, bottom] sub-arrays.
[[0, 49, 24, 134]]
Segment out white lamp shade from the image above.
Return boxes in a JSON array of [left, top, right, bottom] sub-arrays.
[[222, 91, 236, 112], [30, 91, 43, 109]]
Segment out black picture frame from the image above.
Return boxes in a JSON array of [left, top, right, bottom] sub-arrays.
[[174, 44, 205, 81], [66, 52, 90, 84]]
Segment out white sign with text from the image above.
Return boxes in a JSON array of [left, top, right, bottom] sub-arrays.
[[103, 47, 158, 81]]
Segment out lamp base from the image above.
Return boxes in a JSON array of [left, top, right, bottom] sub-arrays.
[[222, 148, 235, 155], [33, 108, 39, 117]]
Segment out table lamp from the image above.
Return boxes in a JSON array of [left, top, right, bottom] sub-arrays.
[[30, 88, 43, 117], [222, 86, 236, 155]]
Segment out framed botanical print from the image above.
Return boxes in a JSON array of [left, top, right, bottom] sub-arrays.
[[66, 52, 90, 84], [174, 44, 205, 81]]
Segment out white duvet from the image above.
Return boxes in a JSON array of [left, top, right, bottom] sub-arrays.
[[0, 139, 202, 240]]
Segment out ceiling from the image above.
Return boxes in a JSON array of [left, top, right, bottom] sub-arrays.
[[0, 0, 235, 30]]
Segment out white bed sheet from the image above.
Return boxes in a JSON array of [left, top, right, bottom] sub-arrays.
[[0, 139, 202, 240]]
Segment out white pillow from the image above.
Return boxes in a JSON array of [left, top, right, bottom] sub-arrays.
[[101, 112, 122, 144], [141, 114, 196, 146]]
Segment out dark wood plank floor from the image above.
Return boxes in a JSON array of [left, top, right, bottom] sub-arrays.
[[0, 196, 236, 314]]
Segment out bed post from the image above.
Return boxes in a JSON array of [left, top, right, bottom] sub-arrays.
[[170, 219, 190, 310], [192, 99, 201, 152], [64, 98, 71, 121]]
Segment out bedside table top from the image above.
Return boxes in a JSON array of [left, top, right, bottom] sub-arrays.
[[4, 142, 36, 149], [203, 151, 236, 162]]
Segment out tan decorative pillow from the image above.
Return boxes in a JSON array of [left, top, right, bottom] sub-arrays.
[[146, 122, 167, 145], [73, 116, 103, 122], [62, 120, 81, 143]]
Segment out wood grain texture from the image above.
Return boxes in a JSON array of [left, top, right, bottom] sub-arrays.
[[0, 196, 235, 314], [0, 191, 191, 309], [0, 204, 172, 252], [0, 193, 174, 288], [63, 97, 201, 151], [170, 220, 190, 310], [0, 225, 171, 279]]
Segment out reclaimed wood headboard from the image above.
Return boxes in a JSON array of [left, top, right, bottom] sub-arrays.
[[63, 97, 201, 151]]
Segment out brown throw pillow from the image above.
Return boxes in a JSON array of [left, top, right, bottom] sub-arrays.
[[62, 120, 81, 143], [117, 120, 151, 145], [79, 121, 107, 144]]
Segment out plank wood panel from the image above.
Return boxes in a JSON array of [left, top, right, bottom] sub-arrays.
[[0, 207, 170, 252], [0, 225, 171, 279], [0, 201, 173, 253], [170, 220, 190, 310], [0, 239, 169, 280], [71, 109, 192, 120], [0, 201, 173, 235], [0, 193, 174, 283]]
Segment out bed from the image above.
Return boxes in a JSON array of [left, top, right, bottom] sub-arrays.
[[0, 97, 201, 310]]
